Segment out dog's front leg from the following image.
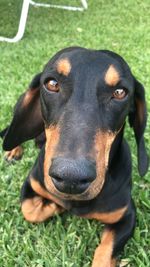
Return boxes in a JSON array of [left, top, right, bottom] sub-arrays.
[[21, 176, 64, 223], [91, 201, 136, 267], [92, 228, 116, 267], [4, 145, 23, 162]]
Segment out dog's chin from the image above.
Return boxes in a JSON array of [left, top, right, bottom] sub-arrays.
[[45, 177, 105, 201]]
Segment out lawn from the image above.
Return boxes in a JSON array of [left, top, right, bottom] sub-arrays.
[[0, 0, 149, 266]]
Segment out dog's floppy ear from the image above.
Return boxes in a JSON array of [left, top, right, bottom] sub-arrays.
[[129, 78, 149, 176], [2, 73, 44, 151]]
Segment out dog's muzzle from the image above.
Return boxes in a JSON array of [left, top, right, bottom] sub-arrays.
[[49, 157, 96, 194]]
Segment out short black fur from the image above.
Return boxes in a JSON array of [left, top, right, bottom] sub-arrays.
[[1, 47, 149, 266]]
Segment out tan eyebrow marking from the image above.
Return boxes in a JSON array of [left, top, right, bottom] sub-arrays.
[[56, 58, 71, 76], [105, 64, 120, 86]]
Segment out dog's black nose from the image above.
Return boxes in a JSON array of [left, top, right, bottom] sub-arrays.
[[49, 157, 96, 194]]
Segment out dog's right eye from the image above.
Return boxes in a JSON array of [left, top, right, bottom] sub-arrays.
[[113, 88, 127, 100], [44, 79, 60, 93]]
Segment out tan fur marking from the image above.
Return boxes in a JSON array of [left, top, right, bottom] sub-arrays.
[[44, 125, 62, 195], [21, 196, 62, 223], [43, 128, 118, 201], [30, 177, 65, 208], [105, 65, 120, 86], [57, 58, 71, 76], [92, 230, 115, 267], [82, 206, 127, 224], [22, 88, 38, 107], [5, 146, 23, 161], [111, 259, 116, 267], [94, 130, 117, 195]]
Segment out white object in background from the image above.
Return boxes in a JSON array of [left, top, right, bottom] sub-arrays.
[[0, 0, 88, 43]]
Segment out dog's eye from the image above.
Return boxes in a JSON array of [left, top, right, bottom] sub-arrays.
[[113, 89, 126, 99], [45, 79, 59, 93]]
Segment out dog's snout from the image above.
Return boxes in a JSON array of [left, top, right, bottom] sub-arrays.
[[49, 157, 96, 194]]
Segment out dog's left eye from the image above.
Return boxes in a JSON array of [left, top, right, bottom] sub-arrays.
[[45, 79, 59, 93], [113, 89, 126, 99]]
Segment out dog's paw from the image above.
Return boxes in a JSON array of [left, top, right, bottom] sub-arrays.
[[92, 252, 116, 267], [4, 146, 23, 162], [92, 260, 116, 267]]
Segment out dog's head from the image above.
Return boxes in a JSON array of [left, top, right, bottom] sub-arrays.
[[3, 47, 149, 200]]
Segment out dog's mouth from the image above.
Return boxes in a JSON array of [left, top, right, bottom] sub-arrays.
[[43, 126, 120, 201], [44, 174, 105, 201], [51, 176, 91, 195]]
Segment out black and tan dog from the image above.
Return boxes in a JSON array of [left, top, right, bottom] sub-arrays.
[[1, 47, 149, 267]]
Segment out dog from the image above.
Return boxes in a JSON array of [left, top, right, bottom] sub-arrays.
[[1, 47, 149, 267]]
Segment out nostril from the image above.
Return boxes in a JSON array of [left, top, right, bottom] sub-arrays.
[[82, 179, 90, 184], [52, 176, 63, 182], [51, 174, 63, 183], [51, 174, 65, 193]]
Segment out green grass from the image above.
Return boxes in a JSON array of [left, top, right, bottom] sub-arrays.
[[0, 0, 150, 266]]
